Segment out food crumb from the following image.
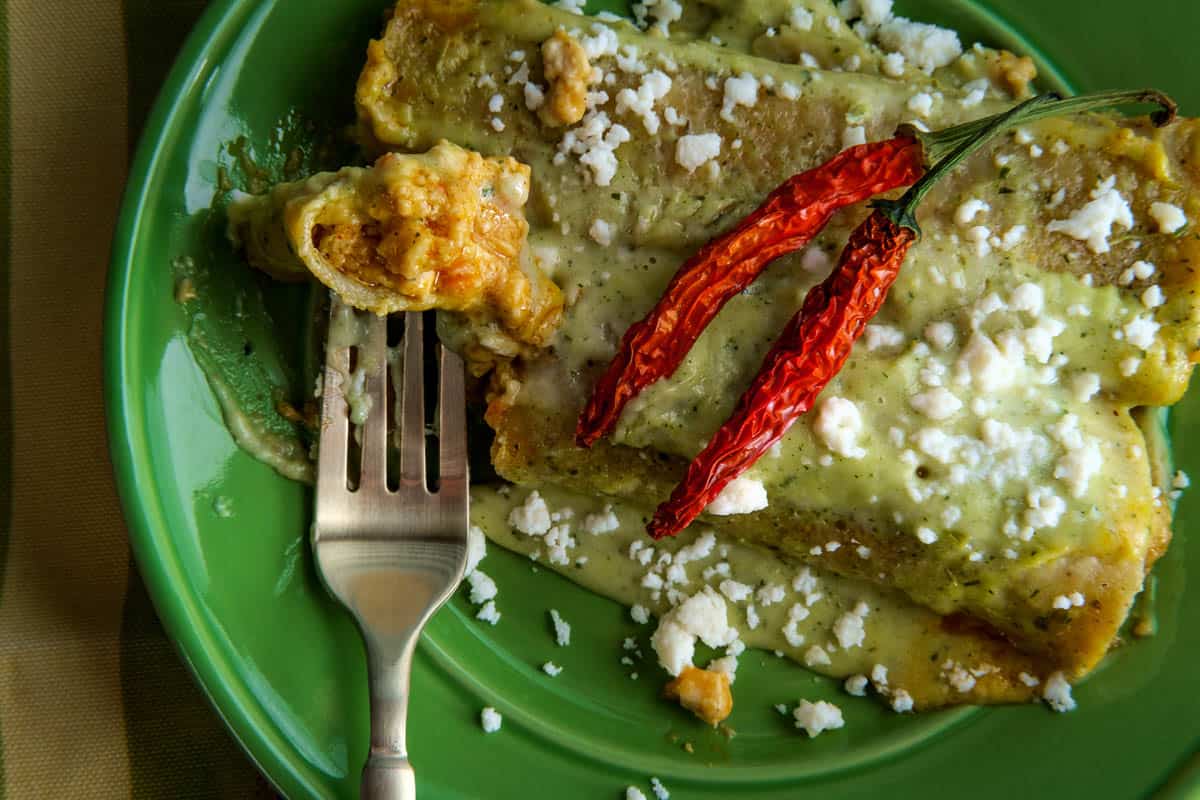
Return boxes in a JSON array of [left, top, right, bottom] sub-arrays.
[[212, 496, 233, 518], [480, 706, 502, 733], [663, 665, 733, 726], [549, 608, 572, 646]]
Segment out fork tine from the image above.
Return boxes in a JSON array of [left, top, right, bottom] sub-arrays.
[[397, 312, 426, 489], [438, 345, 468, 486], [357, 313, 390, 491], [317, 299, 351, 495]]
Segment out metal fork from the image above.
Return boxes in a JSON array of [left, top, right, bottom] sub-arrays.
[[313, 298, 469, 799]]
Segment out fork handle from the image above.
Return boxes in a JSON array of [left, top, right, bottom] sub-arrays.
[[360, 637, 418, 799], [362, 756, 416, 799]]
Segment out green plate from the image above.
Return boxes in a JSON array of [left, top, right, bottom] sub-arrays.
[[106, 1, 1200, 797]]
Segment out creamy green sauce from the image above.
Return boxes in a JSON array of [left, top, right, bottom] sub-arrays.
[[171, 255, 315, 484], [518, 213, 1156, 591], [471, 482, 1040, 697]]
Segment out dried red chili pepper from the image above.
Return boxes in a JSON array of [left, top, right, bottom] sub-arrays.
[[575, 138, 922, 446], [577, 90, 1174, 449], [647, 89, 1175, 539]]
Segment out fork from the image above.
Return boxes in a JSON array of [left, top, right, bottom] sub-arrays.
[[312, 298, 469, 799]]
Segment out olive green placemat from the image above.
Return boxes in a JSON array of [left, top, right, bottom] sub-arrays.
[[0, 1, 269, 796]]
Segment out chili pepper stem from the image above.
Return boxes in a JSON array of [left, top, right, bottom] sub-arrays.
[[878, 88, 1174, 236], [911, 88, 1176, 166]]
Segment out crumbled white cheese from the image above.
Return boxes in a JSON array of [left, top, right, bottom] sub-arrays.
[[650, 587, 736, 675], [1123, 314, 1161, 351], [1055, 439, 1102, 498], [1047, 177, 1133, 253], [906, 92, 933, 117], [881, 51, 906, 77], [943, 662, 976, 693], [842, 125, 867, 149], [480, 707, 503, 733], [588, 218, 615, 247], [649, 777, 670, 800], [804, 645, 832, 667], [631, 604, 650, 624], [792, 566, 819, 596], [954, 198, 990, 227], [890, 689, 914, 713], [633, 0, 683, 36], [508, 491, 549, 534], [476, 600, 501, 625], [560, 110, 632, 187], [877, 17, 962, 72], [615, 70, 673, 133], [582, 505, 620, 534], [833, 601, 870, 649], [915, 527, 939, 545], [706, 476, 769, 515], [865, 324, 906, 351], [1120, 260, 1157, 285], [675, 132, 722, 173], [542, 661, 563, 677], [579, 23, 620, 59], [549, 608, 571, 646], [781, 603, 810, 647], [720, 73, 760, 122], [1070, 372, 1101, 402], [1023, 317, 1066, 364], [626, 788, 647, 800], [468, 570, 498, 605], [845, 674, 869, 696], [1150, 201, 1187, 233], [960, 78, 988, 108], [465, 524, 487, 576], [793, 700, 845, 737], [814, 396, 867, 459], [1141, 285, 1165, 309], [716, 580, 752, 604], [1010, 282, 1044, 315], [859, 0, 894, 25], [957, 332, 1019, 393], [756, 584, 786, 607], [924, 321, 956, 350], [1024, 486, 1066, 534], [523, 82, 545, 110], [544, 523, 577, 566], [998, 225, 1026, 251], [553, 0, 586, 13], [789, 6, 815, 30], [910, 387, 963, 420], [1041, 671, 1076, 712]]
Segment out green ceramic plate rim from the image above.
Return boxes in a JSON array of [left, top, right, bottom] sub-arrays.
[[105, 0, 319, 796]]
